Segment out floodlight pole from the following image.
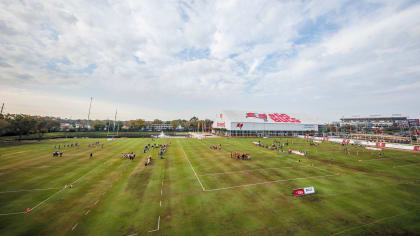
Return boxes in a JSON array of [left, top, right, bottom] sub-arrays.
[[113, 109, 118, 132], [106, 118, 110, 136], [87, 97, 93, 129], [0, 103, 4, 115]]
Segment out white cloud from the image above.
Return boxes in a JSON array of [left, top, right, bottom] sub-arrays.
[[0, 0, 419, 121]]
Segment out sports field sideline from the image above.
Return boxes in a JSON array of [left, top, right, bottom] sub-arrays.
[[0, 137, 419, 235]]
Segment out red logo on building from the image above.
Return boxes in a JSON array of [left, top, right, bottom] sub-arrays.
[[217, 122, 225, 128], [246, 112, 301, 123], [246, 113, 267, 120], [268, 113, 301, 123], [236, 123, 244, 129]]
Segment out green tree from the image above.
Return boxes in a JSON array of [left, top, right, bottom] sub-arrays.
[[34, 117, 49, 140], [9, 114, 37, 140], [126, 119, 145, 130], [92, 120, 106, 131], [0, 119, 10, 136]]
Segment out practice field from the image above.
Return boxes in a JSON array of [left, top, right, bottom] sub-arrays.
[[0, 137, 419, 235]]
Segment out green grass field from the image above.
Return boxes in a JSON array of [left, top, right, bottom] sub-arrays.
[[0, 137, 419, 235]]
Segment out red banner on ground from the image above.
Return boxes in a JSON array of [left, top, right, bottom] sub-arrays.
[[293, 188, 305, 196]]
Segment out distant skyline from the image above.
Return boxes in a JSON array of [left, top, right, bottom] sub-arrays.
[[1, 0, 419, 122]]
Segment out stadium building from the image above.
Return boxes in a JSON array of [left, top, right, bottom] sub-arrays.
[[340, 115, 408, 128], [212, 110, 320, 137]]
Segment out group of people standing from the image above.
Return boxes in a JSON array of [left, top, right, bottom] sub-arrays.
[[230, 152, 251, 160], [88, 141, 103, 149], [54, 143, 79, 149], [209, 144, 222, 150], [122, 152, 136, 160]]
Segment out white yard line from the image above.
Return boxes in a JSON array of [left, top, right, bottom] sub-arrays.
[[332, 210, 416, 235], [30, 187, 66, 211], [94, 200, 99, 205], [179, 142, 206, 191], [1, 155, 113, 217], [84, 210, 90, 215], [0, 187, 60, 194], [148, 216, 161, 232], [205, 174, 339, 192], [71, 160, 110, 185], [71, 223, 78, 231], [199, 165, 313, 176]]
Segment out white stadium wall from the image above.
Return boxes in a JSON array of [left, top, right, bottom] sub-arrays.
[[213, 111, 320, 136], [230, 122, 318, 131]]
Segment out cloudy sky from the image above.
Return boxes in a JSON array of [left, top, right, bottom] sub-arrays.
[[0, 0, 419, 121]]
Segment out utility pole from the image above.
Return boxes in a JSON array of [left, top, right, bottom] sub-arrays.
[[0, 103, 4, 115], [87, 97, 93, 129]]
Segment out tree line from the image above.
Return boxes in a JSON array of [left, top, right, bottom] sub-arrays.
[[0, 113, 214, 138], [0, 114, 60, 139]]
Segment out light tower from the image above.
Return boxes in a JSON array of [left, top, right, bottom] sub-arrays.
[[86, 97, 93, 129]]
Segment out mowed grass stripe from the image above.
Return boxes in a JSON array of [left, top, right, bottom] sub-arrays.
[[0, 137, 419, 235], [0, 139, 134, 220]]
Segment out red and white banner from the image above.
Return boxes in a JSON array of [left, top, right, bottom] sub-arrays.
[[293, 188, 305, 196], [293, 186, 315, 196]]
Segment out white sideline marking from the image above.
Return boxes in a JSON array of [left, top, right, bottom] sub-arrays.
[[395, 163, 420, 168], [126, 234, 138, 236], [9, 158, 111, 215], [84, 210, 90, 215], [199, 165, 313, 176], [0, 165, 51, 170], [0, 211, 26, 216], [71, 223, 78, 231], [94, 200, 99, 205], [361, 157, 398, 162], [148, 216, 160, 232], [0, 187, 60, 194], [205, 174, 339, 192], [179, 142, 206, 191], [160, 201, 162, 207]]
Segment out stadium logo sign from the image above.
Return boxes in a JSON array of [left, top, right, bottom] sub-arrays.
[[236, 123, 244, 129], [246, 112, 301, 123], [246, 113, 268, 121], [216, 122, 225, 128]]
